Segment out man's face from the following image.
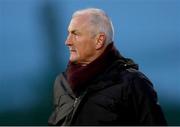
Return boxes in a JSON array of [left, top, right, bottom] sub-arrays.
[[65, 15, 97, 65]]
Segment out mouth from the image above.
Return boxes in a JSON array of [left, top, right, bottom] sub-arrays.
[[69, 47, 76, 52], [70, 50, 76, 54], [70, 49, 76, 52]]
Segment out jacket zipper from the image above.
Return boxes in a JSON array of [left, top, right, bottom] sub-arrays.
[[68, 92, 87, 125]]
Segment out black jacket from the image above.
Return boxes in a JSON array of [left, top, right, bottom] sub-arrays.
[[48, 59, 167, 126]]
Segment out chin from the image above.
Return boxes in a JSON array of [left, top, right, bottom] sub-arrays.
[[69, 57, 78, 63]]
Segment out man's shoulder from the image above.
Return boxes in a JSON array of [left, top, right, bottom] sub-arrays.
[[107, 59, 142, 79], [107, 60, 152, 87]]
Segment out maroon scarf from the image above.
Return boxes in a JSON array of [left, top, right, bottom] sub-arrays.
[[66, 43, 121, 92]]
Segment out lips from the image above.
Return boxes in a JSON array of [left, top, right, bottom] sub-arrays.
[[70, 49, 76, 52], [69, 47, 76, 52]]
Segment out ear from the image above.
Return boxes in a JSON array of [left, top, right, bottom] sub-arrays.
[[96, 33, 106, 50]]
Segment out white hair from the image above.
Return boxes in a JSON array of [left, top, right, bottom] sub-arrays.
[[72, 8, 114, 45]]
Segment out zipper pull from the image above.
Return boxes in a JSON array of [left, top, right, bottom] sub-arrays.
[[73, 98, 78, 107]]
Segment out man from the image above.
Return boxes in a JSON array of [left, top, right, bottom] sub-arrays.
[[48, 8, 167, 125]]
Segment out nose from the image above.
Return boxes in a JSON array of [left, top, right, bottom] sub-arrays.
[[65, 34, 73, 46]]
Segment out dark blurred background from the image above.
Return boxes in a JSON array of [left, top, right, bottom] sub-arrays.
[[0, 0, 179, 125]]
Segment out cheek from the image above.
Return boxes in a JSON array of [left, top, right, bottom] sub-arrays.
[[79, 44, 94, 58], [75, 46, 83, 57], [74, 38, 95, 57]]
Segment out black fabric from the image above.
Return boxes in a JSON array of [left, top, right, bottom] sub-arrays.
[[48, 57, 167, 125], [70, 62, 167, 125]]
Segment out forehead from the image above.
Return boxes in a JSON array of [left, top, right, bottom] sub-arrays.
[[68, 15, 90, 31]]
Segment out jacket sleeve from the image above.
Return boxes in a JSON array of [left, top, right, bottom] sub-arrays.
[[130, 73, 167, 125]]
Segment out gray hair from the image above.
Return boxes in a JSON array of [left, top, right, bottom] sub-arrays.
[[72, 8, 114, 45]]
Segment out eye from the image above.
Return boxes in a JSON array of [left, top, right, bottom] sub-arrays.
[[69, 30, 80, 40], [73, 32, 79, 36]]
